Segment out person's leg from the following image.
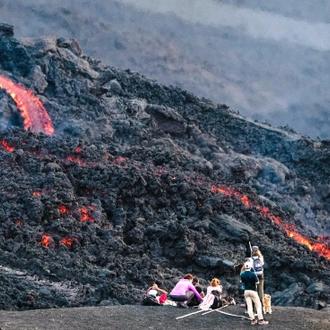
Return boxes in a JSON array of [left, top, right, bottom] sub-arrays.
[[184, 291, 194, 305], [250, 290, 264, 321], [169, 295, 186, 302], [244, 291, 255, 320], [258, 277, 265, 302]]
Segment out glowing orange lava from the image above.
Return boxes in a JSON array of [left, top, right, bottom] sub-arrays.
[[78, 207, 95, 222], [0, 75, 54, 135], [59, 205, 67, 214], [67, 156, 87, 166], [61, 237, 78, 246], [1, 141, 14, 152], [211, 185, 330, 259], [38, 234, 52, 247]]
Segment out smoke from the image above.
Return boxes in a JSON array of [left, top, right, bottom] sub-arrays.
[[120, 0, 330, 51]]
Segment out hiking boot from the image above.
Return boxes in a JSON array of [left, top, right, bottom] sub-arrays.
[[258, 320, 269, 325], [251, 319, 257, 325], [177, 302, 188, 308]]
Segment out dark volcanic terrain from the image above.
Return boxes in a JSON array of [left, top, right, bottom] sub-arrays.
[[0, 22, 330, 315]]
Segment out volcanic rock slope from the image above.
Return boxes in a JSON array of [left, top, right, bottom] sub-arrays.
[[1, 27, 330, 311]]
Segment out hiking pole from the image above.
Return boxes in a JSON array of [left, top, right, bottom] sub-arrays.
[[215, 309, 250, 320], [176, 308, 206, 320], [249, 241, 252, 257], [201, 304, 229, 315]]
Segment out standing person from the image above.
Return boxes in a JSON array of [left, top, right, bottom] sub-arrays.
[[251, 245, 265, 302], [240, 261, 269, 325], [169, 273, 204, 308], [187, 277, 205, 307]]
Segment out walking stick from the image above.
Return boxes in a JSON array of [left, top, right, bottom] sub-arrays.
[[215, 309, 250, 320], [201, 304, 229, 315], [176, 304, 229, 320], [176, 308, 206, 320]]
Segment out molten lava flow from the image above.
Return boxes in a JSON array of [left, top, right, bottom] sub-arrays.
[[1, 141, 14, 152], [38, 234, 52, 247], [0, 75, 54, 135], [79, 207, 95, 222], [61, 237, 78, 246], [211, 185, 330, 260], [67, 156, 87, 166], [59, 205, 67, 214]]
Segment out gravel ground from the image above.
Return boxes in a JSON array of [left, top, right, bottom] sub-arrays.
[[0, 304, 330, 330]]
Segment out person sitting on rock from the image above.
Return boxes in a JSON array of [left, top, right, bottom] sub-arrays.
[[206, 278, 223, 296], [146, 281, 168, 304], [169, 273, 204, 308]]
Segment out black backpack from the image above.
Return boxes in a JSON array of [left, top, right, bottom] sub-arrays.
[[252, 257, 263, 276], [142, 295, 161, 306], [210, 290, 222, 309]]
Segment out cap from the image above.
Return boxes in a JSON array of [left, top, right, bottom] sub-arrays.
[[244, 262, 252, 270], [148, 290, 157, 297], [252, 246, 259, 251]]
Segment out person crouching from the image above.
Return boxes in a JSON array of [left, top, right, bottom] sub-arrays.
[[169, 273, 204, 308]]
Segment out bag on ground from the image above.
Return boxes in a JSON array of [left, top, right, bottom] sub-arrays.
[[142, 295, 161, 306]]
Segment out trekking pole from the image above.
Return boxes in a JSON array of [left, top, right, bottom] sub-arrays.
[[201, 304, 229, 315], [176, 308, 206, 320], [215, 309, 250, 320], [249, 241, 252, 257]]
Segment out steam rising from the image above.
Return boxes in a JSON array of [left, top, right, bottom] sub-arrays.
[[121, 0, 330, 51]]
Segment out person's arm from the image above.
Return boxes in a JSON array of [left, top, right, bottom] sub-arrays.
[[188, 283, 203, 301], [260, 256, 264, 266], [152, 284, 167, 295]]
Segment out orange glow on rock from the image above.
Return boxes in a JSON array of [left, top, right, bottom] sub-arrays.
[[1, 141, 14, 152], [59, 205, 67, 213], [78, 207, 95, 222], [67, 156, 87, 166], [33, 191, 41, 196], [212, 185, 330, 259], [38, 234, 52, 247], [61, 237, 78, 246], [0, 75, 54, 135]]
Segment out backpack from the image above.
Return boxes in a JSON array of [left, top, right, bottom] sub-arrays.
[[252, 257, 263, 276], [142, 295, 161, 306], [210, 290, 222, 309]]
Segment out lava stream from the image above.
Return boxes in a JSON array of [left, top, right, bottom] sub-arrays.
[[0, 75, 54, 135], [212, 185, 330, 259]]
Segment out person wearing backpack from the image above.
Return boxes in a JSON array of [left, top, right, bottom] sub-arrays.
[[199, 278, 223, 310], [251, 246, 265, 302], [240, 261, 269, 325]]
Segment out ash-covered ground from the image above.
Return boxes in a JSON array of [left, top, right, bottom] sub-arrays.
[[0, 23, 330, 312]]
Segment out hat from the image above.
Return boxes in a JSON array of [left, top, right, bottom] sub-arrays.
[[148, 290, 157, 297], [244, 262, 252, 270], [252, 246, 259, 251]]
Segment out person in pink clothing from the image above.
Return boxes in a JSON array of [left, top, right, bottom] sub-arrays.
[[169, 273, 204, 308]]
